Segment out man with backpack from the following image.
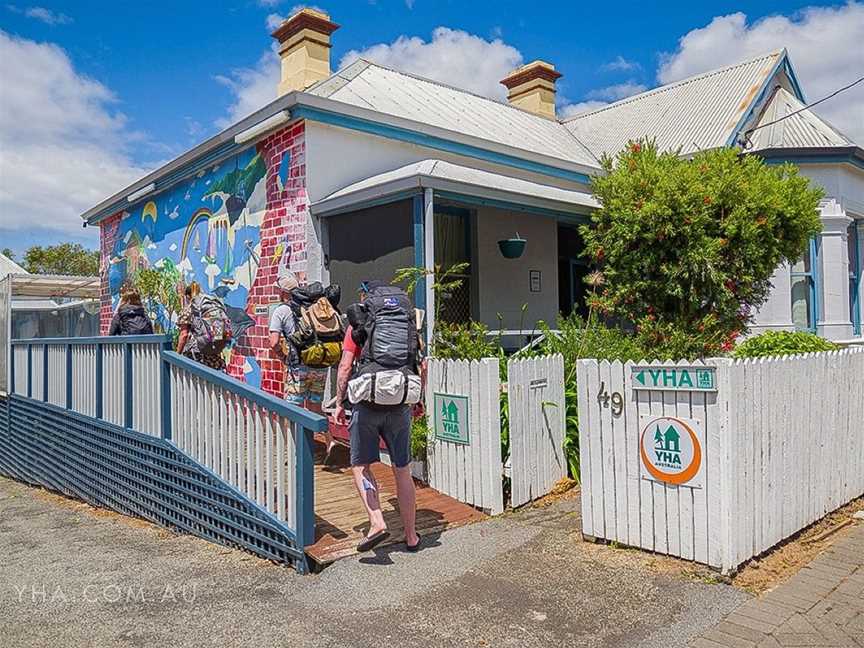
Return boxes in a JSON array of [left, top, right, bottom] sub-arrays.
[[332, 280, 422, 553], [269, 271, 341, 459], [177, 281, 232, 371]]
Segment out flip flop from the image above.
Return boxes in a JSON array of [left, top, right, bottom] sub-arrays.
[[357, 530, 390, 552], [405, 535, 422, 553]]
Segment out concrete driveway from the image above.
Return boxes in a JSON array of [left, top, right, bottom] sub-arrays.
[[0, 476, 748, 647]]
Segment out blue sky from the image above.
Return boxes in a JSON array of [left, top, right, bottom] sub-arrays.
[[1, 1, 862, 257]]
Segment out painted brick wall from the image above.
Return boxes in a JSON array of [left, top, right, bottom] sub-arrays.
[[225, 121, 308, 396], [98, 121, 308, 398]]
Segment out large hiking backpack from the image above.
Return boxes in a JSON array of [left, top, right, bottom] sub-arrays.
[[287, 282, 344, 368], [347, 285, 421, 406], [189, 295, 232, 356]]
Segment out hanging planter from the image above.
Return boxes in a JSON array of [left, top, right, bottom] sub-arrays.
[[498, 233, 527, 259]]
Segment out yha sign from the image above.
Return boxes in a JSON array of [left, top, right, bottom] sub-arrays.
[[639, 416, 703, 487]]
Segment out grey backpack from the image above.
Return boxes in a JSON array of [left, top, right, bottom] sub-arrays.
[[189, 295, 231, 356]]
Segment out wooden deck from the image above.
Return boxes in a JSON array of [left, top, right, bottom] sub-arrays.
[[306, 437, 486, 566]]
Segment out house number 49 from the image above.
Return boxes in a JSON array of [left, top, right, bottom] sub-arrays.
[[597, 381, 624, 416]]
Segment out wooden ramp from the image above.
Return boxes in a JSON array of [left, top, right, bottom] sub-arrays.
[[306, 439, 486, 566]]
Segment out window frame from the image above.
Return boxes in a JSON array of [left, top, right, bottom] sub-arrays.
[[790, 238, 820, 333]]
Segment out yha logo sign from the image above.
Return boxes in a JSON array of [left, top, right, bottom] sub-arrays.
[[639, 416, 703, 486]]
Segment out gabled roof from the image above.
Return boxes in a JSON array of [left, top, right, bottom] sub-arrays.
[[746, 87, 855, 151], [307, 59, 599, 169], [564, 50, 795, 158], [311, 159, 598, 217], [0, 252, 27, 279]]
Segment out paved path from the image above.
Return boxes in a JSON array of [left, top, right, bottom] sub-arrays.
[[0, 476, 748, 648], [692, 524, 864, 648]]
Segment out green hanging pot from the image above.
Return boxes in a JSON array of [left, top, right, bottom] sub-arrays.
[[498, 233, 527, 259]]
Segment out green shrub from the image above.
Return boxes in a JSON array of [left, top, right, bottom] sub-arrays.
[[432, 321, 497, 360], [732, 330, 838, 358], [582, 140, 823, 356], [410, 415, 429, 461]]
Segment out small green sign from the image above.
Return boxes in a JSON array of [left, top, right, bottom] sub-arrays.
[[433, 392, 470, 445], [632, 366, 717, 392]]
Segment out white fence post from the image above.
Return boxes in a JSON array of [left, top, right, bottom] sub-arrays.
[[508, 354, 567, 507], [426, 358, 504, 515]]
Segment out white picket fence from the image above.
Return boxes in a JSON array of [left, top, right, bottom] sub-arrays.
[[426, 358, 504, 515], [10, 337, 164, 437], [577, 349, 864, 573], [168, 359, 301, 529], [508, 355, 567, 507], [425, 354, 568, 515]]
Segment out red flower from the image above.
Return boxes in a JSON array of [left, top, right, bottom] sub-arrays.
[[594, 247, 605, 262], [630, 142, 642, 153], [703, 196, 712, 205]]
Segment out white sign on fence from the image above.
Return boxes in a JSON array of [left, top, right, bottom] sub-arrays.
[[631, 365, 716, 391], [639, 415, 703, 488]]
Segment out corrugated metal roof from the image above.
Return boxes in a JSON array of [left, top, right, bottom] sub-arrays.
[[307, 60, 600, 169], [312, 159, 598, 216], [564, 51, 786, 158], [747, 87, 855, 151], [0, 253, 27, 279]]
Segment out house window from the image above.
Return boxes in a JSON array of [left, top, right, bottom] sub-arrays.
[[790, 238, 819, 332], [849, 221, 861, 336]]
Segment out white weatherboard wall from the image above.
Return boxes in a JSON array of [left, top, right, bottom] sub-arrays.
[[426, 358, 504, 515], [577, 350, 864, 573], [508, 355, 567, 507]]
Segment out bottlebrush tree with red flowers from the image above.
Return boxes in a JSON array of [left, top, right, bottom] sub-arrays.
[[581, 140, 823, 357]]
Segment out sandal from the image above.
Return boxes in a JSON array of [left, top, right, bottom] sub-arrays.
[[357, 530, 390, 552], [405, 535, 422, 553]]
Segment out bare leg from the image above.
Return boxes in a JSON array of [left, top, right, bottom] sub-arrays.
[[352, 465, 387, 536], [392, 465, 418, 546], [306, 400, 335, 455]]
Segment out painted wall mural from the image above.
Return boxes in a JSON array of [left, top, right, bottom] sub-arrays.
[[99, 122, 309, 393]]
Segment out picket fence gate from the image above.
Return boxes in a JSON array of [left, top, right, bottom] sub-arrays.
[[508, 355, 567, 508], [426, 358, 504, 515], [425, 355, 568, 515], [577, 349, 864, 573]]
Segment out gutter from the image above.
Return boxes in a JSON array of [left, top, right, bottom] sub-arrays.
[[80, 93, 601, 226]]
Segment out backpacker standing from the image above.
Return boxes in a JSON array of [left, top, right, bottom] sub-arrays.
[[177, 281, 232, 371], [333, 280, 422, 553], [108, 285, 154, 336], [268, 272, 341, 459]]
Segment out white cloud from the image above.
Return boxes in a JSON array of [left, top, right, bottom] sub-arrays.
[[405, 0, 415, 8], [658, 3, 864, 144], [265, 12, 284, 31], [559, 101, 608, 120], [214, 46, 280, 128], [586, 81, 647, 101], [340, 27, 523, 101], [257, 0, 281, 7], [216, 25, 525, 128], [0, 31, 150, 239], [6, 5, 72, 25], [600, 55, 640, 72]]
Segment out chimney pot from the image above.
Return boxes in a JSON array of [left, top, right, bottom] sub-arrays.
[[500, 60, 562, 119], [271, 8, 339, 96]]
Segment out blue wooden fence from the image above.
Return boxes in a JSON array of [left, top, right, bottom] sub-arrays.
[[1, 334, 327, 572]]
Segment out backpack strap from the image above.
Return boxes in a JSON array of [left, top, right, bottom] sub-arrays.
[[369, 373, 377, 405]]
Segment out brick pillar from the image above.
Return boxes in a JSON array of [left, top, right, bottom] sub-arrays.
[[99, 212, 122, 335]]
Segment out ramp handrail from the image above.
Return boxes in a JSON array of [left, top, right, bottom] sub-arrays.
[[8, 335, 326, 549]]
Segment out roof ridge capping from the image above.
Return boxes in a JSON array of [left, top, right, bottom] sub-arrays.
[[564, 48, 787, 122]]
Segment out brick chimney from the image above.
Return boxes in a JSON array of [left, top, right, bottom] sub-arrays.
[[500, 60, 562, 119], [271, 8, 339, 96]]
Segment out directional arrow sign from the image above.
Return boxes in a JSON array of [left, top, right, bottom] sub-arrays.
[[630, 366, 717, 392]]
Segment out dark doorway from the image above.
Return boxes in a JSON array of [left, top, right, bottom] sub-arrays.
[[558, 224, 590, 318]]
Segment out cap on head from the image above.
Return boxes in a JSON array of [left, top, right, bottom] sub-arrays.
[[277, 272, 300, 293]]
